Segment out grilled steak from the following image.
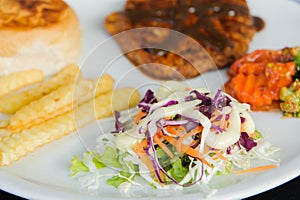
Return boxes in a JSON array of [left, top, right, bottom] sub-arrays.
[[105, 0, 263, 80]]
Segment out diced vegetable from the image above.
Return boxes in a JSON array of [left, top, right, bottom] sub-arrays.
[[226, 46, 300, 111], [280, 79, 300, 117]]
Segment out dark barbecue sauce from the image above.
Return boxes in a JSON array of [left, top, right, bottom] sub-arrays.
[[125, 0, 264, 53], [252, 16, 265, 32]]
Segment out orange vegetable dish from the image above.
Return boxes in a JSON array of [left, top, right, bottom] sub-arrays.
[[225, 47, 299, 110]]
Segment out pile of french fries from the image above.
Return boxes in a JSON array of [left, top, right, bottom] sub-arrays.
[[0, 64, 140, 166]]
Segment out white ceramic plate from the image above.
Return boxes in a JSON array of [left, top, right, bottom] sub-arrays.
[[1, 0, 300, 199]]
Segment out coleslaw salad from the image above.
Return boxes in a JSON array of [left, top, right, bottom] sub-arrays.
[[70, 81, 280, 197]]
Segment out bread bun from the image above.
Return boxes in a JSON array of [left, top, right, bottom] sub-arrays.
[[0, 0, 81, 76]]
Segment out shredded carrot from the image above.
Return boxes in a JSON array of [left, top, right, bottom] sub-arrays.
[[175, 126, 202, 153], [133, 134, 168, 183], [164, 116, 172, 121], [176, 126, 187, 135], [133, 138, 148, 153], [153, 133, 174, 158], [203, 146, 210, 155], [214, 150, 229, 162], [161, 134, 177, 146], [133, 139, 156, 175], [232, 164, 277, 174], [134, 109, 147, 124], [211, 156, 218, 161], [165, 126, 178, 135], [246, 131, 256, 138], [133, 125, 211, 178], [165, 125, 186, 136], [161, 134, 211, 167]]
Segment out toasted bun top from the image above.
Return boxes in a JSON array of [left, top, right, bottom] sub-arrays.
[[0, 0, 81, 76], [0, 0, 68, 28]]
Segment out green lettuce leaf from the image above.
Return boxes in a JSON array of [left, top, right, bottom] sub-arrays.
[[107, 171, 132, 188], [70, 156, 89, 176], [167, 158, 188, 182], [99, 146, 122, 168], [92, 157, 106, 169]]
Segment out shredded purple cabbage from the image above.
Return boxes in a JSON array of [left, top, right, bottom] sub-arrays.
[[184, 90, 231, 120], [226, 146, 233, 154], [212, 114, 230, 122], [144, 132, 165, 183], [240, 116, 246, 123], [185, 121, 199, 133], [188, 89, 232, 120], [156, 114, 200, 134], [190, 90, 211, 106], [162, 100, 178, 107], [111, 111, 126, 133], [138, 89, 158, 113], [212, 90, 231, 111], [211, 124, 224, 133], [239, 132, 257, 152], [188, 90, 213, 118], [190, 139, 201, 149], [176, 114, 200, 132], [135, 88, 248, 186], [198, 105, 213, 119], [184, 95, 195, 102]]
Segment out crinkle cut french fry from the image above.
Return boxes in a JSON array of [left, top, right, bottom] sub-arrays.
[[0, 129, 10, 139], [9, 74, 114, 132], [0, 87, 140, 166], [0, 120, 9, 128], [73, 87, 140, 126], [0, 121, 10, 139], [0, 64, 81, 114], [9, 79, 94, 132], [68, 74, 115, 108], [0, 69, 44, 98], [94, 74, 114, 96], [110, 87, 141, 112]]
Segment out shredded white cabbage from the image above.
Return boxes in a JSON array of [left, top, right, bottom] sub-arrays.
[[70, 81, 280, 197]]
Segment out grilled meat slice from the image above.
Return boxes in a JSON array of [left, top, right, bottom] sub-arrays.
[[105, 0, 261, 80]]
